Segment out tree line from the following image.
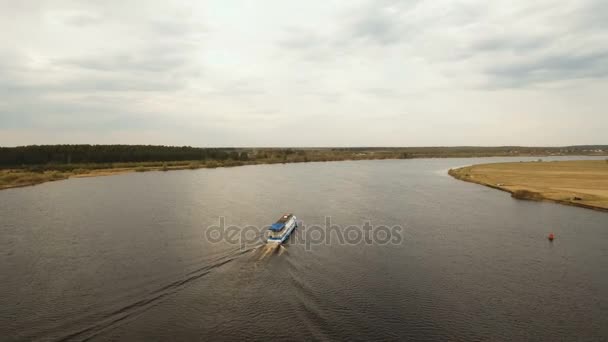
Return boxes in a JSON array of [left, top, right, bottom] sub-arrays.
[[0, 145, 250, 166], [1, 144, 606, 168]]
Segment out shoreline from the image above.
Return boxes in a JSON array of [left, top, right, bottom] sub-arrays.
[[2, 155, 607, 192], [1, 157, 391, 190], [0, 161, 259, 191], [448, 161, 608, 212]]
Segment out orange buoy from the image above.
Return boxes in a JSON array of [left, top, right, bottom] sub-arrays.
[[548, 233, 555, 241]]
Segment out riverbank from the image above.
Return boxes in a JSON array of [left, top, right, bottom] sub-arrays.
[[3, 156, 608, 193], [1, 156, 410, 190], [0, 160, 259, 190], [449, 160, 608, 212]]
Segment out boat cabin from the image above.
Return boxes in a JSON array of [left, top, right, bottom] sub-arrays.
[[268, 214, 294, 238]]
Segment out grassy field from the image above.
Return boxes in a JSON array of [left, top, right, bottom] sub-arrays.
[[449, 160, 608, 211]]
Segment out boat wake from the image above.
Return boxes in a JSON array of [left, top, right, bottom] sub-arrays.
[[48, 242, 287, 341], [251, 243, 285, 261], [54, 247, 257, 342]]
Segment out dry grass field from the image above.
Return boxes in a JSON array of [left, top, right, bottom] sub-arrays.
[[449, 160, 608, 211]]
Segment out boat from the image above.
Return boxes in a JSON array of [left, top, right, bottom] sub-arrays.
[[267, 213, 297, 243]]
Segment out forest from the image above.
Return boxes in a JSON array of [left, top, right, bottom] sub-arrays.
[[0, 145, 249, 167]]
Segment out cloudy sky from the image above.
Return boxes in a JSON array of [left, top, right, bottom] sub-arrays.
[[1, 0, 607, 147]]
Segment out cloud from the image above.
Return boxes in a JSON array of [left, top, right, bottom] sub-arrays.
[[345, 6, 403, 45], [0, 0, 607, 146], [278, 28, 327, 50], [277, 0, 608, 88], [58, 51, 189, 73], [486, 50, 608, 87], [471, 35, 549, 54], [61, 11, 104, 27]]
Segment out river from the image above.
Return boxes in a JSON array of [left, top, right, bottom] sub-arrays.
[[1, 156, 606, 341]]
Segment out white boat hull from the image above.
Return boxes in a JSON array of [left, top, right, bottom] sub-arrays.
[[267, 216, 297, 244]]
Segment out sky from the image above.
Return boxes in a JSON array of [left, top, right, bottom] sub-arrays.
[[1, 0, 607, 147]]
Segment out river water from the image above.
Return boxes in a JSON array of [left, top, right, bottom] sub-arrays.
[[1, 157, 607, 341]]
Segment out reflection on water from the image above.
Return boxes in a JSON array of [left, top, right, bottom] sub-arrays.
[[0, 156, 607, 341]]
